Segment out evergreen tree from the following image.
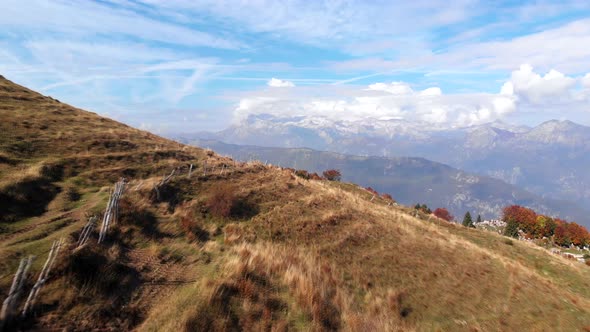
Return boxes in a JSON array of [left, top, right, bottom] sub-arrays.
[[504, 219, 519, 238], [476, 214, 482, 224], [419, 204, 431, 214], [462, 212, 474, 228]]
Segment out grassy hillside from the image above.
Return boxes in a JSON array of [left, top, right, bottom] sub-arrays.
[[1, 75, 590, 331]]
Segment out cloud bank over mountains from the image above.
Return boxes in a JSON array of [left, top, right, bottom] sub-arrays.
[[234, 65, 589, 129]]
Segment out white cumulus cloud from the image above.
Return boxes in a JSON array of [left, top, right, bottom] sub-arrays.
[[504, 64, 577, 103]]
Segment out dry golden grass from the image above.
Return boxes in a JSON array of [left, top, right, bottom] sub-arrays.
[[2, 75, 590, 331], [0, 162, 44, 189]]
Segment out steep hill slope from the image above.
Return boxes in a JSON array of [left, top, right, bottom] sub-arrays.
[[2, 76, 590, 331], [182, 139, 590, 225]]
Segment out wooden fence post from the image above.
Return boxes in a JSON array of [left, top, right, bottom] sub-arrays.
[[98, 179, 126, 243]]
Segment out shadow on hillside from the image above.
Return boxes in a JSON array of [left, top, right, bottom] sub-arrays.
[[118, 197, 166, 239], [55, 245, 143, 330], [0, 178, 61, 222]]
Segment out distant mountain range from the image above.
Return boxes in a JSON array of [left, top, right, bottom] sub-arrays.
[[182, 115, 590, 212], [177, 139, 590, 227]]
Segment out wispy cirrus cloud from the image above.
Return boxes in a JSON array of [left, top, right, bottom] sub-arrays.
[[0, 0, 243, 49], [328, 19, 590, 75]]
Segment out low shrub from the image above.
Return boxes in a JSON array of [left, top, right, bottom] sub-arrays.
[[294, 169, 310, 179], [322, 169, 341, 181], [65, 186, 81, 202], [365, 187, 378, 195], [381, 193, 395, 202], [310, 172, 322, 180], [181, 217, 209, 242], [433, 208, 453, 222], [206, 187, 259, 220]]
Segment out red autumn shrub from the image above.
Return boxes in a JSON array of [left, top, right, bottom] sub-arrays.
[[365, 187, 378, 195], [433, 208, 453, 222], [310, 173, 322, 180], [322, 169, 341, 181], [381, 193, 395, 202], [294, 169, 310, 179]]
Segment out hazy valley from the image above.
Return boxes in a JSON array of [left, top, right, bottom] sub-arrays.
[[190, 115, 590, 212], [178, 138, 590, 227]]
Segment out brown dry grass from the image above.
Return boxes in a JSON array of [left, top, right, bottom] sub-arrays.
[[2, 75, 590, 331]]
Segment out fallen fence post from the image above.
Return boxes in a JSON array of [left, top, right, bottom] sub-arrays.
[[133, 181, 143, 191], [77, 215, 97, 248], [22, 238, 63, 317], [1, 256, 33, 330], [152, 169, 176, 202]]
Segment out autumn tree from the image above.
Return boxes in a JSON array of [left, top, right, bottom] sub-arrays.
[[535, 215, 556, 238], [500, 205, 590, 246], [502, 205, 537, 235], [433, 208, 453, 222], [322, 169, 341, 181], [462, 212, 474, 228], [567, 222, 590, 247], [554, 219, 571, 246]]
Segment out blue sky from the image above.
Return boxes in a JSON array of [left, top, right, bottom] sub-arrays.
[[1, 0, 589, 132]]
